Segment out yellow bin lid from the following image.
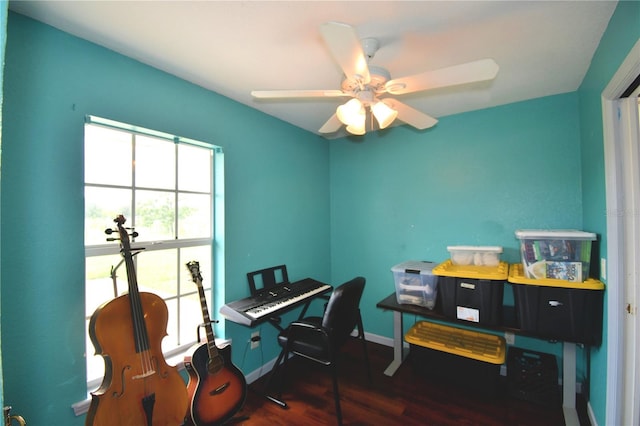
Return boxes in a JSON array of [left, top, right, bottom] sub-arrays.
[[432, 260, 509, 280], [508, 263, 605, 290], [405, 321, 506, 364]]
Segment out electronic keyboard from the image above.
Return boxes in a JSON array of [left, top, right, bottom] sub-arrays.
[[219, 278, 332, 327]]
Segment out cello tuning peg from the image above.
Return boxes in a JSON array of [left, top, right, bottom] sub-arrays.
[[105, 228, 114, 235], [131, 231, 139, 238], [106, 237, 119, 242]]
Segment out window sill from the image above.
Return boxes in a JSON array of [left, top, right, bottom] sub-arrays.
[[72, 339, 230, 416]]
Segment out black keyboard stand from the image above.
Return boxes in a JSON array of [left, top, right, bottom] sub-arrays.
[[259, 298, 316, 409]]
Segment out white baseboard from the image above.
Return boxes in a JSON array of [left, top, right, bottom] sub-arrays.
[[245, 355, 280, 384], [587, 401, 597, 426]]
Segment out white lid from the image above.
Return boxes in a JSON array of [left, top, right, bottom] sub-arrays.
[[391, 260, 436, 275], [515, 229, 596, 240], [446, 245, 503, 253]]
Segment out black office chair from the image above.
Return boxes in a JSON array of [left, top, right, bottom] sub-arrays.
[[268, 276, 371, 425]]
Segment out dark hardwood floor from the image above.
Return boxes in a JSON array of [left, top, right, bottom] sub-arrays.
[[233, 338, 589, 426]]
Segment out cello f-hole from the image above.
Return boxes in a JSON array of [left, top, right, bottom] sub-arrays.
[[112, 365, 131, 398]]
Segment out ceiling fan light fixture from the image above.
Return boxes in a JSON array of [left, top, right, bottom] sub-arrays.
[[345, 110, 366, 135], [336, 98, 365, 126], [371, 100, 398, 129], [346, 122, 366, 135]]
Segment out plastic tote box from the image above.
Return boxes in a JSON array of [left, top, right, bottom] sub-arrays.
[[447, 246, 503, 267], [515, 229, 596, 282], [508, 264, 605, 345], [433, 260, 507, 326], [391, 261, 438, 309], [405, 321, 506, 396]]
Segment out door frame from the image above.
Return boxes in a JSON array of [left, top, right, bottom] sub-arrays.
[[602, 38, 640, 426]]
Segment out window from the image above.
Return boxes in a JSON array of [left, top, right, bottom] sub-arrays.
[[83, 116, 223, 391]]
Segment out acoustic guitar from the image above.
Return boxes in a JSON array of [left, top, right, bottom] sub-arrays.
[[184, 261, 247, 426]]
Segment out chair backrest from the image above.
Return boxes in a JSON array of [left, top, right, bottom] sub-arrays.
[[247, 265, 289, 296], [322, 276, 366, 348]]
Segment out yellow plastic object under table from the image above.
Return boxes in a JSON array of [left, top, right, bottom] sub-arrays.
[[405, 321, 506, 365]]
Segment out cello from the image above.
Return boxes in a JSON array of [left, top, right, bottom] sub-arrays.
[[86, 215, 188, 426]]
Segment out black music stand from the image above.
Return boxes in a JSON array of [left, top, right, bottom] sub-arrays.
[[247, 265, 290, 296], [247, 265, 293, 330]]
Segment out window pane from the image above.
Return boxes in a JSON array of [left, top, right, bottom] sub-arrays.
[[85, 125, 132, 186], [85, 187, 132, 245], [136, 135, 175, 190], [178, 193, 211, 239], [180, 246, 212, 294], [86, 318, 105, 383], [86, 254, 126, 383], [180, 292, 211, 346], [135, 190, 175, 241], [162, 298, 179, 351], [136, 249, 177, 298], [179, 144, 211, 193], [86, 255, 127, 315]]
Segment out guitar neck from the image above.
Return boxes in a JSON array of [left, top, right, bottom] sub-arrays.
[[195, 280, 218, 357]]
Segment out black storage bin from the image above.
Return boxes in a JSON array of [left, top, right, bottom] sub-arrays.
[[405, 321, 506, 398], [410, 345, 503, 397], [433, 261, 508, 326], [507, 347, 560, 406], [509, 264, 605, 345], [438, 276, 505, 326]]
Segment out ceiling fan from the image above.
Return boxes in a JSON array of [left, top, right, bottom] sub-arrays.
[[251, 22, 499, 136]]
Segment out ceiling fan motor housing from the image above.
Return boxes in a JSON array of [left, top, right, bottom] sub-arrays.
[[341, 65, 391, 101]]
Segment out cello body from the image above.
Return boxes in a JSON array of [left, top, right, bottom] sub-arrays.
[[86, 292, 188, 426], [86, 215, 188, 426]]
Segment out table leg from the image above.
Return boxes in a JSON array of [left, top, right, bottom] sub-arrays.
[[384, 310, 407, 376], [562, 342, 580, 426]]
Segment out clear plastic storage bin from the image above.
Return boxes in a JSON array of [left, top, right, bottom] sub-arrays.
[[447, 246, 503, 267], [391, 261, 438, 309], [515, 230, 596, 282]]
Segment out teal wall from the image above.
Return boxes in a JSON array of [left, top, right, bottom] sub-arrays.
[[330, 92, 583, 330], [1, 2, 638, 425], [578, 2, 640, 425], [0, 12, 329, 425], [329, 92, 583, 373]]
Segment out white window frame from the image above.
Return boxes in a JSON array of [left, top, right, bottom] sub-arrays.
[[74, 116, 225, 416]]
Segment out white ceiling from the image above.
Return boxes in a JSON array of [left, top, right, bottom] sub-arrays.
[[9, 1, 617, 139]]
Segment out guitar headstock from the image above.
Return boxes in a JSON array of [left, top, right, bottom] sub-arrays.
[[186, 261, 203, 285]]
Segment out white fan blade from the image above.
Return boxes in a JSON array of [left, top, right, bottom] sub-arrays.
[[385, 59, 499, 95], [252, 90, 348, 99], [319, 114, 343, 134], [385, 99, 438, 130], [320, 22, 370, 84]]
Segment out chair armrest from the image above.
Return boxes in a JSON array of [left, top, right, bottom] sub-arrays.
[[288, 320, 330, 340]]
